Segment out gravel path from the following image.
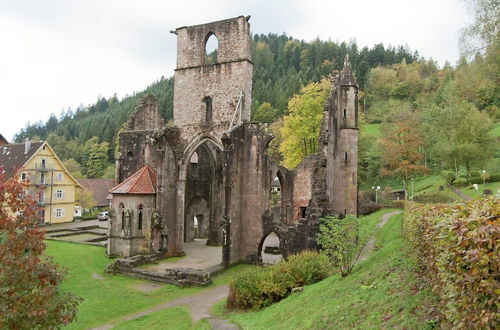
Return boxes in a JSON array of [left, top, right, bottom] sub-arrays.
[[357, 210, 403, 263], [91, 285, 236, 330]]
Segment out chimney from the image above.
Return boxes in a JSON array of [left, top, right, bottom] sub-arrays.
[[24, 138, 32, 154]]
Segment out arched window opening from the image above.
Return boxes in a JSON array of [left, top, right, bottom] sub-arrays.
[[190, 151, 199, 164], [260, 232, 282, 265], [344, 151, 348, 162], [204, 33, 218, 65], [138, 204, 143, 230], [203, 96, 213, 123], [120, 203, 125, 229], [41, 159, 46, 169], [270, 174, 281, 203]]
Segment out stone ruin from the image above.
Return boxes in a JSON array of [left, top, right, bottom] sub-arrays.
[[107, 16, 358, 268]]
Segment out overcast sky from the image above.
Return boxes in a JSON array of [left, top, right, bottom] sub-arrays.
[[0, 0, 471, 142]]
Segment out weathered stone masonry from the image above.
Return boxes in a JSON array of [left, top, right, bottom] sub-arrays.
[[108, 16, 358, 267]]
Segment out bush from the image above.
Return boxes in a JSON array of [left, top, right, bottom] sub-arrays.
[[227, 251, 331, 310], [358, 201, 382, 215], [402, 197, 499, 329], [440, 170, 455, 185], [317, 215, 363, 276], [385, 200, 405, 209], [413, 192, 454, 204]]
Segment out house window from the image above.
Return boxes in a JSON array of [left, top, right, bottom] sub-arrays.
[[40, 173, 45, 184], [54, 208, 64, 218], [56, 173, 64, 181], [38, 191, 44, 203], [55, 190, 64, 199], [138, 204, 143, 230], [21, 172, 27, 181], [41, 159, 46, 169]]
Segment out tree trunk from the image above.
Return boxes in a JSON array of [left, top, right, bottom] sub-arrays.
[[403, 175, 407, 200], [454, 158, 459, 181]]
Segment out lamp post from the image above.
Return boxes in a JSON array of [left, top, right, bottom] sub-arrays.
[[482, 170, 486, 185], [411, 176, 414, 201], [372, 186, 380, 203]]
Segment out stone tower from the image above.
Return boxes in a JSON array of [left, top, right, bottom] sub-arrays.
[[327, 55, 359, 216], [172, 16, 253, 143]]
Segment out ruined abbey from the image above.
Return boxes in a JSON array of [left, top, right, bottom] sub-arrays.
[[107, 16, 358, 266]]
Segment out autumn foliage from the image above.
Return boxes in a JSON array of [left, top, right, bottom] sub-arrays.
[[0, 171, 80, 328], [380, 112, 427, 198], [402, 197, 499, 329]]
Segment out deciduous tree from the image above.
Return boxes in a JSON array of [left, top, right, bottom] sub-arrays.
[[379, 112, 427, 198], [279, 79, 330, 168], [0, 171, 80, 328]]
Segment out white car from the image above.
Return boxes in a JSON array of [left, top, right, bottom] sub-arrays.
[[97, 211, 109, 221]]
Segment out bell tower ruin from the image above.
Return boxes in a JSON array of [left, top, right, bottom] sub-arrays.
[[172, 16, 253, 142], [109, 16, 359, 279]]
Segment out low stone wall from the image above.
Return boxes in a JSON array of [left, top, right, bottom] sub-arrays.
[[105, 254, 224, 286]]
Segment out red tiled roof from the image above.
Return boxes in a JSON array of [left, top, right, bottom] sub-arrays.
[[109, 165, 157, 195]]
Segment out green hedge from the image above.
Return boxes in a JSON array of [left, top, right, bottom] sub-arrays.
[[227, 250, 331, 310], [402, 197, 499, 329]]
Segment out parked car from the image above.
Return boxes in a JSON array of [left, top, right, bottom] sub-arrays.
[[97, 211, 109, 221]]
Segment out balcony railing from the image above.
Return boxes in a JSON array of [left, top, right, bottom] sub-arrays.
[[34, 163, 55, 171]]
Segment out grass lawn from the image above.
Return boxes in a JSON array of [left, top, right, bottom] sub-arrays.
[[363, 123, 381, 138], [459, 181, 500, 198], [44, 241, 250, 329], [491, 121, 500, 137], [216, 211, 436, 329], [113, 307, 210, 330]]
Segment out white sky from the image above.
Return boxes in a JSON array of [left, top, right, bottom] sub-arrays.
[[0, 0, 471, 142]]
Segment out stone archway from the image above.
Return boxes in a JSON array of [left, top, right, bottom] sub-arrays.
[[179, 136, 224, 248], [185, 196, 209, 241]]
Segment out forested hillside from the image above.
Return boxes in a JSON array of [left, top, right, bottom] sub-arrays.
[[14, 22, 498, 189], [14, 34, 417, 178]]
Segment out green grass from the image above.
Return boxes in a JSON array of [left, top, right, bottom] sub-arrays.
[[44, 241, 251, 329], [219, 212, 436, 329], [459, 181, 500, 198], [491, 122, 500, 137], [113, 307, 210, 330], [363, 123, 381, 138]]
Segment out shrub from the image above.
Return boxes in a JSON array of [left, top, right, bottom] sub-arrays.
[[385, 200, 405, 209], [358, 201, 382, 215], [228, 251, 331, 310], [440, 170, 455, 185], [281, 250, 331, 286], [317, 215, 364, 276], [402, 197, 499, 329], [413, 192, 454, 204]]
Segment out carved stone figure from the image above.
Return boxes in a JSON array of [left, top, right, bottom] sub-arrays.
[[123, 208, 133, 238]]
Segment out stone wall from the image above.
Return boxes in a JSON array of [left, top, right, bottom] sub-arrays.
[[108, 194, 156, 257], [109, 17, 359, 270], [173, 16, 253, 143]]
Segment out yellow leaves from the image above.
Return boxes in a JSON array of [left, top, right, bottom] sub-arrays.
[[280, 79, 331, 169]]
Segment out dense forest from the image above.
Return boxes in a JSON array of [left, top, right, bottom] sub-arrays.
[[14, 3, 498, 190]]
